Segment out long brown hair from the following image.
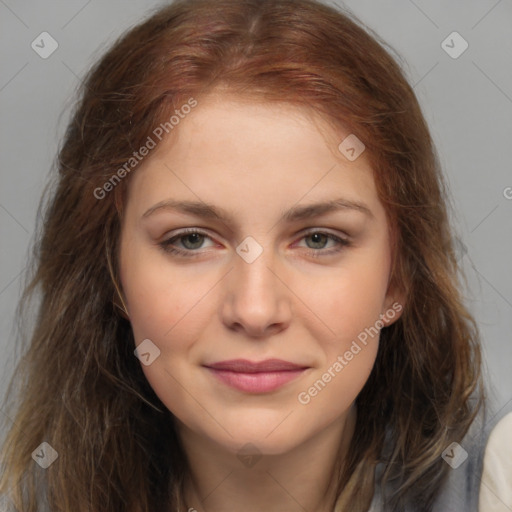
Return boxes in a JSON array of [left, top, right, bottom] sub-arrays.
[[0, 0, 484, 510]]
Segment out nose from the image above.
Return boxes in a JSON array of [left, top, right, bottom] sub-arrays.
[[221, 241, 292, 338]]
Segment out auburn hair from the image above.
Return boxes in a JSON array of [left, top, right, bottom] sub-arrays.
[[0, 0, 484, 510]]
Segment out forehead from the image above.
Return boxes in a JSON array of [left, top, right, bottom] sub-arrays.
[[154, 93, 352, 161], [122, 94, 383, 224]]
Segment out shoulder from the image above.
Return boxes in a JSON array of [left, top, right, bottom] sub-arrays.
[[430, 395, 512, 512], [363, 394, 512, 512], [428, 395, 512, 512], [478, 411, 512, 512]]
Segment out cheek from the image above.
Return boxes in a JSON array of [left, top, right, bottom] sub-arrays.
[[307, 244, 391, 342], [120, 241, 211, 343], [297, 268, 384, 415], [297, 341, 378, 426], [317, 271, 384, 374], [122, 258, 213, 419]]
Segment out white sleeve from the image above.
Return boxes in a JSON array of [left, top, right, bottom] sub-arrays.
[[479, 411, 512, 512]]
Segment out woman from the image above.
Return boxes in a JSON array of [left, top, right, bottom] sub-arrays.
[[1, 0, 510, 510]]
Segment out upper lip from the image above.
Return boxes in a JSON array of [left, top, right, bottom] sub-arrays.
[[205, 359, 309, 373]]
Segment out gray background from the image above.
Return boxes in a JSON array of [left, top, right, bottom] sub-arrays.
[[1, 0, 511, 428]]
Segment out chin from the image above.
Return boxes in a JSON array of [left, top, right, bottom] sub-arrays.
[[226, 433, 303, 459], [206, 417, 310, 458]]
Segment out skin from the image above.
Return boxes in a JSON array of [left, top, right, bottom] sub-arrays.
[[118, 93, 404, 512]]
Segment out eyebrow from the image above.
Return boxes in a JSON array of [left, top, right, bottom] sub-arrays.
[[142, 197, 374, 223]]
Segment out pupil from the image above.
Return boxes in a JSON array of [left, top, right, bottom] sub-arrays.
[[184, 233, 202, 249], [309, 233, 326, 248]]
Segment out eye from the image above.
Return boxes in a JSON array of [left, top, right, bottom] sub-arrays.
[[158, 228, 351, 258], [294, 229, 351, 257], [159, 228, 214, 257]]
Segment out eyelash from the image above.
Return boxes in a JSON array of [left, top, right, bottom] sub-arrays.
[[158, 228, 351, 259]]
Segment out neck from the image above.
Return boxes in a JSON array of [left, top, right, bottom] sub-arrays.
[[177, 404, 357, 512]]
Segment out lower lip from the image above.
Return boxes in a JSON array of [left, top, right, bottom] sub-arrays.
[[206, 368, 307, 393]]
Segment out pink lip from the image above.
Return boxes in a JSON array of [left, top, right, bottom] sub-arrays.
[[204, 359, 309, 393]]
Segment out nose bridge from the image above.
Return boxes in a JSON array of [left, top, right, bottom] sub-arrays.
[[234, 235, 279, 304], [223, 235, 290, 335]]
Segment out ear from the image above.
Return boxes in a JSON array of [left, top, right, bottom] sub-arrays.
[[381, 282, 406, 328]]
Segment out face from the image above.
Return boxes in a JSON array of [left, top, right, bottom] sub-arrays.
[[118, 93, 403, 456]]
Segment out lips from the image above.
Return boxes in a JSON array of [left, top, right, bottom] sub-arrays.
[[206, 359, 308, 373], [204, 359, 309, 393]]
